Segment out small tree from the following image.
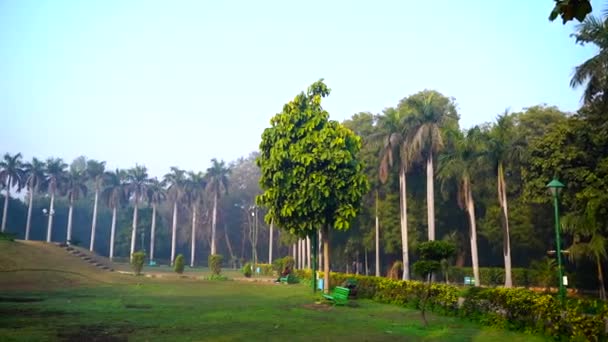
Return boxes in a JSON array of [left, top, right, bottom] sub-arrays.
[[174, 254, 185, 274], [412, 240, 456, 326], [208, 254, 223, 275], [131, 251, 146, 276]]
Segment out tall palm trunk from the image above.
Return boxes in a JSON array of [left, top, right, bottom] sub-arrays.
[[399, 164, 410, 280], [149, 203, 157, 262], [190, 204, 197, 267], [497, 163, 513, 288], [322, 224, 330, 294], [130, 195, 139, 261], [224, 224, 236, 268], [427, 156, 435, 241], [1, 175, 11, 232], [268, 220, 273, 264], [375, 190, 380, 277], [464, 176, 480, 286], [597, 257, 606, 300], [25, 184, 35, 240], [171, 202, 178, 266], [46, 191, 55, 242], [109, 206, 117, 260], [211, 193, 218, 255], [66, 196, 74, 244], [89, 188, 99, 251]]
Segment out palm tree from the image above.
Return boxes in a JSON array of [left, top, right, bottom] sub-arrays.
[[146, 178, 166, 263], [374, 107, 412, 280], [65, 166, 88, 244], [125, 165, 148, 261], [205, 159, 230, 256], [44, 158, 67, 242], [437, 127, 484, 286], [164, 166, 186, 265], [22, 158, 46, 240], [570, 12, 608, 106], [185, 171, 206, 267], [102, 169, 125, 260], [86, 159, 106, 251], [482, 112, 522, 288], [403, 90, 458, 242], [0, 153, 25, 233]]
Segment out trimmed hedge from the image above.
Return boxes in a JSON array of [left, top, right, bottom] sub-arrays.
[[294, 269, 608, 340]]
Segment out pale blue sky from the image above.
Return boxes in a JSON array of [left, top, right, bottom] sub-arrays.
[[0, 0, 600, 178]]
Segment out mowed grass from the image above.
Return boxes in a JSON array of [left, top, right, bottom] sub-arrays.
[[0, 240, 548, 341]]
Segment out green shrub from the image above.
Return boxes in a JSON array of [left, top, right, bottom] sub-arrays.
[[448, 267, 531, 287], [131, 251, 146, 276], [242, 262, 252, 278], [208, 254, 223, 275], [174, 254, 185, 274], [256, 263, 274, 276], [0, 232, 15, 241], [205, 274, 230, 281]]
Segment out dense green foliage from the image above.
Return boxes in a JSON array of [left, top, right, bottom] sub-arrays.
[[241, 262, 252, 277], [174, 254, 185, 274], [131, 251, 146, 275], [208, 254, 223, 275]]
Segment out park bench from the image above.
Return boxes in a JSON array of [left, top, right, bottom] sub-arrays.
[[322, 286, 350, 305], [279, 274, 297, 284]]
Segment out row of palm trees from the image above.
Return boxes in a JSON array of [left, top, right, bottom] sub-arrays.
[[0, 153, 230, 265]]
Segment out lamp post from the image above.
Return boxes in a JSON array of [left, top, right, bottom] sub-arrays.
[[43, 208, 55, 242], [547, 178, 566, 305]]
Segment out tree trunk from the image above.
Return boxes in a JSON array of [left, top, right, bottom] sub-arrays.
[[109, 206, 117, 260], [2, 176, 11, 232], [66, 197, 74, 244], [190, 204, 197, 267], [224, 224, 236, 268], [25, 185, 34, 240], [498, 163, 513, 288], [318, 233, 322, 271], [375, 190, 380, 277], [322, 224, 330, 294], [130, 196, 139, 262], [90, 188, 99, 251], [427, 156, 435, 241], [292, 244, 297, 267], [465, 178, 480, 286], [211, 193, 217, 255], [399, 164, 410, 280], [46, 191, 55, 242], [306, 236, 311, 269], [150, 203, 157, 262], [364, 248, 369, 275], [268, 220, 273, 264], [597, 257, 606, 300], [171, 202, 178, 266]]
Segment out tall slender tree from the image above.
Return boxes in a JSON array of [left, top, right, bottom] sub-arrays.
[[185, 171, 206, 267], [0, 153, 25, 232], [86, 159, 106, 251], [23, 158, 46, 240], [44, 158, 68, 242], [146, 177, 166, 263], [164, 167, 186, 265], [65, 164, 88, 244], [102, 169, 125, 260], [205, 159, 230, 256], [125, 165, 148, 261]]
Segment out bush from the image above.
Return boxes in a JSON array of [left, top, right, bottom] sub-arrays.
[[174, 254, 185, 274], [0, 232, 15, 241], [272, 256, 295, 275], [448, 267, 532, 287], [242, 262, 252, 278], [205, 274, 230, 281], [388, 261, 403, 279], [208, 254, 223, 275], [256, 263, 274, 276], [131, 251, 146, 276]]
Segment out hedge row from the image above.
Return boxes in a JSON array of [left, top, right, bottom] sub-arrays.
[[295, 270, 608, 340], [448, 267, 544, 288]]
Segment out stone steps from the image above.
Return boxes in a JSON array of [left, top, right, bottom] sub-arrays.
[[58, 244, 114, 272]]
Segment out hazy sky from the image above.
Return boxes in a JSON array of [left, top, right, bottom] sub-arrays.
[[0, 0, 600, 178]]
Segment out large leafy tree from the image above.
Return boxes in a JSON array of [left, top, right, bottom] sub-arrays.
[[102, 169, 125, 260], [86, 159, 106, 251], [0, 153, 25, 232], [403, 90, 458, 242], [164, 166, 186, 265], [146, 177, 166, 263], [205, 158, 230, 256], [256, 80, 369, 293], [185, 171, 206, 266], [44, 158, 68, 242], [22, 158, 46, 240], [65, 161, 88, 244], [125, 165, 148, 260]]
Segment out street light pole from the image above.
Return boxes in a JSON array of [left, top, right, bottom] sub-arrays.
[[547, 178, 566, 305]]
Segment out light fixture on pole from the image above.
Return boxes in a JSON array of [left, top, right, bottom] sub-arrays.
[[547, 178, 566, 305]]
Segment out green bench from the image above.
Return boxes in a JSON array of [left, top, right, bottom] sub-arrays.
[[322, 286, 350, 305], [279, 274, 297, 284]]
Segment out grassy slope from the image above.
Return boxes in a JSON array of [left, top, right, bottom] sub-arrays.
[[0, 240, 548, 341]]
